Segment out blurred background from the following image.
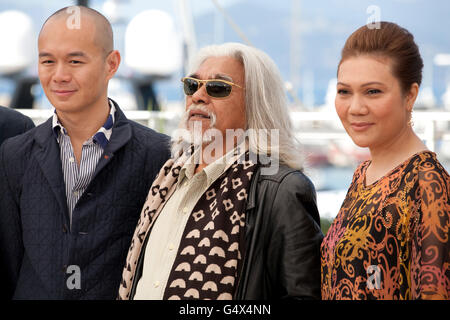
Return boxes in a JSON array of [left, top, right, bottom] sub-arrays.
[[1, 0, 450, 233]]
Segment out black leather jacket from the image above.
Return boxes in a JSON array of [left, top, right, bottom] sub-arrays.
[[130, 165, 323, 300], [234, 165, 323, 300]]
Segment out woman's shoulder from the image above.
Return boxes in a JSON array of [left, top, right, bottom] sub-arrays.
[[345, 160, 370, 190], [416, 151, 448, 169], [414, 151, 450, 186]]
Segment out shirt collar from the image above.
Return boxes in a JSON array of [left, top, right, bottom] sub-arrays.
[[203, 141, 247, 185], [178, 147, 201, 183], [178, 141, 248, 186], [52, 100, 116, 149]]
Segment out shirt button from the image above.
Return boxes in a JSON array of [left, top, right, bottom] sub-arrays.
[[182, 207, 188, 214], [69, 157, 75, 163], [184, 182, 188, 187], [168, 243, 174, 251], [154, 281, 160, 288]]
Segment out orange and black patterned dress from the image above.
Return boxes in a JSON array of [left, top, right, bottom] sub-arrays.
[[321, 151, 450, 299]]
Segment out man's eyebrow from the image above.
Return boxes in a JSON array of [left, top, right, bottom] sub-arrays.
[[39, 52, 53, 58], [38, 51, 88, 58], [67, 51, 87, 58], [187, 73, 234, 82], [212, 74, 233, 82]]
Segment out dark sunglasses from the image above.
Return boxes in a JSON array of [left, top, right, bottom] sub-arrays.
[[181, 76, 243, 98]]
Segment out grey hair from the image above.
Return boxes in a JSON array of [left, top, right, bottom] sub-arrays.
[[188, 42, 304, 170]]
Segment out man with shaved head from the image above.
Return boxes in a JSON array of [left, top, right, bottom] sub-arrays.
[[0, 6, 170, 299]]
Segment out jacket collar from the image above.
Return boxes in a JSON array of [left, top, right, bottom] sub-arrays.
[[33, 98, 132, 219], [51, 100, 116, 149], [245, 162, 261, 211], [92, 99, 132, 178], [34, 119, 69, 221], [35, 98, 130, 150]]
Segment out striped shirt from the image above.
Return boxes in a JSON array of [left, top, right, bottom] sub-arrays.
[[52, 102, 115, 228]]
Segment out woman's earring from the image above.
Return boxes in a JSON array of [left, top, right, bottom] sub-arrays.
[[408, 112, 414, 127]]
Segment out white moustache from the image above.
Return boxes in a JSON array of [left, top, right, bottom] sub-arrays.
[[184, 104, 217, 129]]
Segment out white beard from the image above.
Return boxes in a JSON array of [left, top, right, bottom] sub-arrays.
[[170, 104, 217, 159]]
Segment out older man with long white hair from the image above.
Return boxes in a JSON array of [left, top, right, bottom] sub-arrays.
[[119, 42, 323, 300]]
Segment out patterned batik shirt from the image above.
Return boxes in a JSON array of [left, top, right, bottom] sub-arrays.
[[320, 151, 450, 300]]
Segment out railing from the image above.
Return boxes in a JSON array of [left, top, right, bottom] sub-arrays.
[[13, 108, 450, 220], [16, 108, 450, 153]]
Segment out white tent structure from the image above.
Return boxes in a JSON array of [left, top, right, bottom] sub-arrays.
[[124, 9, 182, 77], [0, 10, 36, 75]]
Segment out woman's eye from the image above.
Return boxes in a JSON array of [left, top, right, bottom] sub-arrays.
[[41, 60, 53, 65], [337, 89, 349, 95], [367, 89, 381, 95]]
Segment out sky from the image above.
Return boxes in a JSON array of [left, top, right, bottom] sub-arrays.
[[1, 0, 450, 108]]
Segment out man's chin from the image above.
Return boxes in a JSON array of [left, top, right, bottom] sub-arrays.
[[49, 96, 76, 109], [184, 123, 214, 144], [183, 134, 213, 146], [52, 102, 77, 113], [186, 119, 212, 132]]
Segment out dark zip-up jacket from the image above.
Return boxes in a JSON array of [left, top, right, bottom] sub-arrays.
[[234, 165, 323, 299], [0, 106, 35, 147], [130, 164, 323, 299], [0, 101, 170, 299]]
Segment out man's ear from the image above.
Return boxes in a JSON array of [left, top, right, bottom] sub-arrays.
[[105, 50, 121, 80]]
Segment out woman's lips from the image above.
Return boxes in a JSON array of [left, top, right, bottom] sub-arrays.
[[350, 122, 374, 132]]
